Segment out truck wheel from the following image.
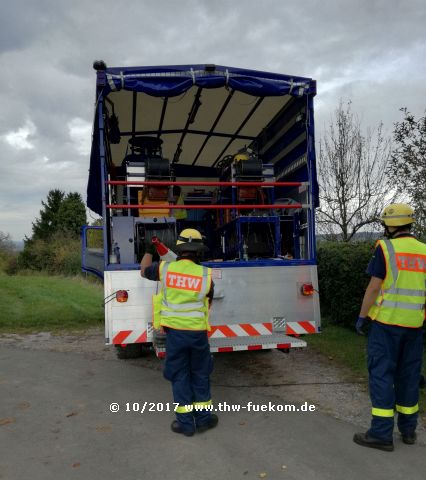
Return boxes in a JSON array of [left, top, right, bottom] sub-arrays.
[[139, 343, 152, 357], [115, 344, 143, 359]]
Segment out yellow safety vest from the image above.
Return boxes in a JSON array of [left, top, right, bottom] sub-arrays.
[[152, 259, 212, 331], [368, 237, 426, 328]]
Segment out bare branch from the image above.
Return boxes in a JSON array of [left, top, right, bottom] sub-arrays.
[[387, 109, 426, 238], [317, 100, 392, 241]]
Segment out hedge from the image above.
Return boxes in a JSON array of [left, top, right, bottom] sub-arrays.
[[17, 233, 82, 276], [317, 241, 376, 327]]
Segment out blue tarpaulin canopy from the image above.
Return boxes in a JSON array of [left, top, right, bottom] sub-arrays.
[[88, 64, 316, 216], [101, 64, 315, 97]]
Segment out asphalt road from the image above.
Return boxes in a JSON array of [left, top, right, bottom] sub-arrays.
[[1, 346, 425, 480]]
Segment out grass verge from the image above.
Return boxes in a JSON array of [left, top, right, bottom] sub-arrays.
[[0, 273, 103, 333], [307, 323, 369, 379], [307, 322, 426, 415]]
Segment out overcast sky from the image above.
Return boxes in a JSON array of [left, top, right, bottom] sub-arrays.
[[1, 0, 425, 241]]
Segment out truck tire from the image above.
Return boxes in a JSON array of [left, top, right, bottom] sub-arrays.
[[115, 344, 144, 359], [139, 343, 152, 357]]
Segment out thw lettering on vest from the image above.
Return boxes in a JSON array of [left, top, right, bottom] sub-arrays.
[[166, 272, 202, 291], [396, 253, 426, 273]]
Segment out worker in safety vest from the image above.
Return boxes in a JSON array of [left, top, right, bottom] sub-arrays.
[[353, 204, 426, 451], [140, 228, 218, 436]]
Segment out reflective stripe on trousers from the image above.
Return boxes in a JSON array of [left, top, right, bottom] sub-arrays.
[[163, 329, 214, 433], [367, 321, 423, 441]]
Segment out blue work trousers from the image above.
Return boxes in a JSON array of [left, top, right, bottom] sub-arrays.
[[163, 328, 213, 434], [367, 320, 423, 442]]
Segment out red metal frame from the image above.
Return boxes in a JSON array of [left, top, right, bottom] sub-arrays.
[[107, 204, 303, 210], [107, 179, 306, 210], [107, 180, 305, 187]]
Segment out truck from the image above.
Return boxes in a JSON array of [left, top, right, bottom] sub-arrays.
[[82, 61, 321, 358]]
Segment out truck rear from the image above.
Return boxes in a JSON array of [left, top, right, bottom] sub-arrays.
[[83, 62, 320, 358]]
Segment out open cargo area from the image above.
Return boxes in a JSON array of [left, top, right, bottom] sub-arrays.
[[84, 63, 320, 354]]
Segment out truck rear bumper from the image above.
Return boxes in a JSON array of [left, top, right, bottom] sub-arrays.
[[209, 333, 306, 352], [154, 332, 306, 357]]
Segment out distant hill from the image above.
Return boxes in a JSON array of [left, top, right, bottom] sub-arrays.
[[12, 240, 24, 251], [317, 231, 381, 242]]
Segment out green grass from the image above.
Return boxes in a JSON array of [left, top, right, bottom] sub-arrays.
[[307, 322, 426, 414], [307, 323, 369, 379], [0, 273, 104, 333]]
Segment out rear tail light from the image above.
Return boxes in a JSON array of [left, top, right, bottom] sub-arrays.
[[301, 283, 314, 296], [116, 290, 129, 302]]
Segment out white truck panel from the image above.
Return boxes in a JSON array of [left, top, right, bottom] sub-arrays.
[[104, 265, 320, 348]]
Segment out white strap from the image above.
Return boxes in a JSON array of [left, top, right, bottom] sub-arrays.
[[197, 267, 210, 301], [161, 262, 171, 307], [106, 74, 116, 91]]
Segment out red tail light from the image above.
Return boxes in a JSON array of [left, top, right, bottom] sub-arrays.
[[116, 290, 129, 302], [301, 283, 314, 296]]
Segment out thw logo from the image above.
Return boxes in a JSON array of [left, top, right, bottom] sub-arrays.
[[166, 272, 202, 291], [396, 253, 426, 273]]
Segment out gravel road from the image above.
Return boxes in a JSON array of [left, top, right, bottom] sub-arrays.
[[1, 328, 426, 480], [1, 327, 424, 440]]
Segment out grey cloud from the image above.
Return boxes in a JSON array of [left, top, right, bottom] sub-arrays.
[[1, 0, 425, 239], [0, 1, 58, 54]]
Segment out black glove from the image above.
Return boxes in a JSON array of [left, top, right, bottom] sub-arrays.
[[144, 238, 156, 256], [153, 328, 166, 347], [355, 316, 370, 336]]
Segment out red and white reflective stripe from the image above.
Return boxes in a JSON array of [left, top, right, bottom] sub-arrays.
[[155, 342, 296, 356], [154, 347, 166, 359], [210, 342, 293, 353], [208, 323, 273, 338], [285, 321, 316, 335], [112, 330, 148, 345]]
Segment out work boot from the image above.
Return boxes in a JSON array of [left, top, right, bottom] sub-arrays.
[[171, 421, 194, 437], [196, 414, 219, 433], [353, 432, 394, 452], [401, 432, 416, 445]]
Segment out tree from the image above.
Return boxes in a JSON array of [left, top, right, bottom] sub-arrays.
[[0, 231, 13, 253], [0, 231, 17, 274], [388, 109, 426, 238], [317, 101, 392, 241], [86, 218, 104, 249], [19, 190, 87, 272], [30, 190, 86, 240], [57, 192, 87, 237], [31, 189, 65, 240]]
